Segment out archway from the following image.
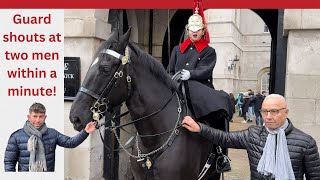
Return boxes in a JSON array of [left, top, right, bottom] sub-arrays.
[[162, 9, 193, 69]]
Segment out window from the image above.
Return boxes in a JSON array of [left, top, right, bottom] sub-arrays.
[[261, 72, 269, 94]]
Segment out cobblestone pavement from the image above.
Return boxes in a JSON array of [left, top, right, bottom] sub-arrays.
[[223, 114, 253, 180]]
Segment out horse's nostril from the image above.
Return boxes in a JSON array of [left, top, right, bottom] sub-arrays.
[[74, 117, 79, 124], [71, 117, 83, 131]]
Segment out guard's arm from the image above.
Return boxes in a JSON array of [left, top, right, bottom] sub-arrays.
[[168, 46, 178, 76]]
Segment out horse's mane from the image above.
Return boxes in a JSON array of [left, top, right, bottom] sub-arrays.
[[128, 42, 177, 91], [91, 37, 177, 91]]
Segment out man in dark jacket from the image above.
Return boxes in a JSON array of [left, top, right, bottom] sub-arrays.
[[252, 91, 265, 126], [241, 92, 250, 123], [4, 102, 96, 172], [247, 89, 255, 122], [182, 94, 320, 179]]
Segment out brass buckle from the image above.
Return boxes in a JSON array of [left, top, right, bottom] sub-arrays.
[[121, 56, 128, 65]]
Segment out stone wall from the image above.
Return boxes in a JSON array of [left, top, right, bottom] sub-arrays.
[[207, 9, 271, 95], [64, 9, 111, 180], [284, 9, 320, 144]]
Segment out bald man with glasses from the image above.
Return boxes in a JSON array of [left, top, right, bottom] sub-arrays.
[[182, 94, 320, 180]]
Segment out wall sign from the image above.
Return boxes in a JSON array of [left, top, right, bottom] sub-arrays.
[[64, 57, 80, 101]]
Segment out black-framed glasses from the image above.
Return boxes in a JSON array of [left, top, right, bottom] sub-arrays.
[[259, 108, 286, 116]]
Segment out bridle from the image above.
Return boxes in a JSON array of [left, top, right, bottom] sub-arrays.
[[78, 45, 186, 167], [79, 45, 183, 130], [79, 46, 132, 121]]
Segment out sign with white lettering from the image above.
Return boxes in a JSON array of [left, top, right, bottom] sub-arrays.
[[64, 57, 80, 100]]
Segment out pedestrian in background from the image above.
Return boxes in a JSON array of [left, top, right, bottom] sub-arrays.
[[228, 93, 237, 122], [241, 92, 250, 123], [252, 91, 265, 126], [236, 92, 244, 117], [247, 89, 255, 123]]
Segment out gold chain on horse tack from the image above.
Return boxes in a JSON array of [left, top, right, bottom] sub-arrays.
[[112, 93, 182, 163]]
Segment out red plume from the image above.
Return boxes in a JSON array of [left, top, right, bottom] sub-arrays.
[[193, 0, 210, 43]]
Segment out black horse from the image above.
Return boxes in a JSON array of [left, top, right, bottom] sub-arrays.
[[69, 28, 230, 180]]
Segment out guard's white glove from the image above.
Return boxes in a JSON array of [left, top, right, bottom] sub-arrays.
[[180, 69, 191, 80]]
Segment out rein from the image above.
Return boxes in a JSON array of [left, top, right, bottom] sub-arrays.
[[99, 85, 179, 131], [96, 87, 184, 154]]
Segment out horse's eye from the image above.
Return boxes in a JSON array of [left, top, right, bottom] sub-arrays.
[[100, 65, 111, 75]]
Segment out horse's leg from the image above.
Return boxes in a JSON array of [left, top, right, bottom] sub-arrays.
[[125, 158, 135, 180], [152, 132, 202, 180], [130, 147, 149, 180]]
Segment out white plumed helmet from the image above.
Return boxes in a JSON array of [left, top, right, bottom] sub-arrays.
[[186, 13, 204, 32]]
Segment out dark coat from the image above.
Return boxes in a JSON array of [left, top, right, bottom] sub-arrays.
[[198, 119, 320, 179], [252, 93, 265, 112], [228, 95, 236, 121], [4, 127, 89, 172], [169, 44, 229, 118], [169, 43, 216, 87], [229, 95, 237, 111], [241, 97, 250, 113], [248, 95, 255, 107]]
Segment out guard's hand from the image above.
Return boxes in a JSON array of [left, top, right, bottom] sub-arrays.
[[180, 69, 191, 80], [84, 121, 97, 134], [182, 116, 200, 132]]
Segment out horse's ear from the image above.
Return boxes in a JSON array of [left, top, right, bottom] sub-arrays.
[[119, 27, 132, 49], [109, 28, 120, 42]]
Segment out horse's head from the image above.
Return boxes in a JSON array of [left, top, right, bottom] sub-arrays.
[[70, 28, 132, 131]]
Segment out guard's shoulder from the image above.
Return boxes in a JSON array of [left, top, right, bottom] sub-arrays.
[[203, 46, 216, 55], [171, 45, 180, 53], [174, 45, 180, 49], [205, 45, 215, 51]]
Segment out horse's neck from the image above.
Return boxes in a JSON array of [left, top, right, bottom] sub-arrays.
[[126, 72, 178, 148]]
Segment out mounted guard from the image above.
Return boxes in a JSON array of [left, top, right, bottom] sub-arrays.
[[168, 0, 230, 127]]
